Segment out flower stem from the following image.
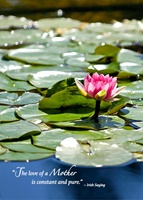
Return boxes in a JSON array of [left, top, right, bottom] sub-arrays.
[[92, 100, 101, 122]]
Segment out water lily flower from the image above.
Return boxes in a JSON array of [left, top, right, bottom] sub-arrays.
[[75, 73, 125, 122], [75, 73, 125, 102]]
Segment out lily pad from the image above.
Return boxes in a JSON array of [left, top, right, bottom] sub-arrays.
[[0, 72, 35, 91], [36, 18, 81, 30], [16, 103, 93, 122], [0, 106, 19, 122], [0, 145, 7, 155], [56, 138, 133, 166], [0, 139, 53, 153], [119, 81, 143, 99], [117, 49, 143, 64], [0, 120, 41, 141], [33, 128, 109, 150], [95, 44, 120, 57], [0, 92, 42, 105], [28, 71, 85, 88], [0, 29, 50, 48], [50, 115, 124, 130], [0, 150, 54, 161], [119, 106, 143, 121], [105, 128, 143, 143], [5, 46, 64, 65], [0, 15, 33, 29]]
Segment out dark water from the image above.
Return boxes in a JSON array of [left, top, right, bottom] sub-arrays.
[[1, 156, 143, 200], [1, 1, 143, 22]]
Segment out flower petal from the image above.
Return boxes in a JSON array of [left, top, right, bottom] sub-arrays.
[[113, 86, 126, 97], [95, 90, 107, 100], [75, 78, 88, 97], [84, 74, 91, 91]]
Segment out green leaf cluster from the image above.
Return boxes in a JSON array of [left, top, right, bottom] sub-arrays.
[[0, 16, 143, 166]]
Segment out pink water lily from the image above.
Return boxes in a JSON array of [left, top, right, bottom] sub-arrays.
[[75, 73, 125, 102]]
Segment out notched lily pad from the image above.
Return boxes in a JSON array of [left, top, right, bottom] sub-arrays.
[[0, 106, 19, 122], [0, 120, 41, 141], [0, 72, 35, 91], [0, 92, 42, 105], [0, 139, 53, 153]]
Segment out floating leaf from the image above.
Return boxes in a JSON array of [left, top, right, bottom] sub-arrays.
[[5, 46, 64, 65], [0, 145, 7, 155], [0, 16, 33, 29], [119, 106, 143, 121], [17, 103, 93, 122], [0, 92, 42, 105], [105, 128, 143, 143], [106, 95, 130, 115], [0, 106, 19, 122], [87, 62, 120, 74], [0, 120, 41, 141], [117, 49, 143, 64], [119, 62, 143, 76], [16, 104, 50, 121], [33, 128, 109, 150], [28, 71, 85, 88], [50, 115, 124, 130], [56, 138, 133, 166], [119, 81, 143, 99], [0, 139, 53, 153], [36, 18, 81, 30], [95, 44, 120, 57], [0, 150, 54, 161], [0, 72, 35, 91]]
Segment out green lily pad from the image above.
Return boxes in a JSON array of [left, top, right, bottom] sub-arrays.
[[105, 128, 143, 143], [36, 18, 81, 30], [66, 57, 90, 68], [119, 62, 143, 76], [0, 58, 24, 74], [0, 150, 54, 161], [16, 103, 93, 122], [16, 104, 49, 120], [0, 145, 7, 155], [0, 106, 19, 122], [56, 138, 133, 166], [0, 120, 41, 141], [87, 62, 120, 75], [106, 95, 130, 115], [119, 81, 143, 99], [117, 49, 143, 64], [95, 44, 120, 57], [0, 29, 50, 48], [50, 115, 124, 130], [0, 15, 33, 29], [33, 128, 109, 150], [28, 71, 85, 88], [0, 92, 42, 105], [0, 139, 53, 153], [119, 106, 143, 121], [0, 72, 35, 91], [122, 142, 143, 153], [5, 46, 64, 65]]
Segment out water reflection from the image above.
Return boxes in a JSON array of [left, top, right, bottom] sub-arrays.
[[1, 156, 143, 199]]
